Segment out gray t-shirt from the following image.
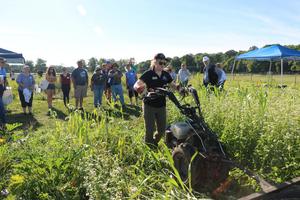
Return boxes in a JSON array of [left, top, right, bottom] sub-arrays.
[[178, 68, 191, 83], [71, 68, 88, 86]]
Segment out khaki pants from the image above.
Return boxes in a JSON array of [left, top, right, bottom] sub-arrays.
[[74, 85, 87, 99], [143, 103, 166, 146]]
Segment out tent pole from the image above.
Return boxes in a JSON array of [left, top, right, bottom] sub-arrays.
[[268, 60, 272, 84], [231, 59, 236, 80], [281, 59, 283, 86], [268, 60, 272, 73]]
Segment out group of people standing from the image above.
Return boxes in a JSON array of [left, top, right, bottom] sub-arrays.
[[162, 57, 226, 91], [0, 53, 226, 146], [90, 61, 138, 108], [0, 57, 141, 129]]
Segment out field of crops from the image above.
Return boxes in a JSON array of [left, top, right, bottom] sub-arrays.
[[0, 74, 299, 199]]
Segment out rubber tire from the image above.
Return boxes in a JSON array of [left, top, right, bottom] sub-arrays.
[[172, 145, 191, 183]]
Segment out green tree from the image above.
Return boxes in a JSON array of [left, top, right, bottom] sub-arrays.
[[170, 56, 181, 72], [116, 59, 130, 72], [136, 60, 151, 73], [35, 58, 47, 73], [88, 57, 98, 72], [194, 53, 204, 72], [225, 50, 238, 58], [25, 60, 34, 72], [98, 58, 106, 67], [181, 54, 196, 71]]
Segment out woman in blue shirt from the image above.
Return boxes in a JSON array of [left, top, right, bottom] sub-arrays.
[[16, 65, 35, 115]]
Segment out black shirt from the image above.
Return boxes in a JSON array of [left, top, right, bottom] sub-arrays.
[[91, 70, 107, 86], [208, 64, 218, 86], [140, 69, 173, 107]]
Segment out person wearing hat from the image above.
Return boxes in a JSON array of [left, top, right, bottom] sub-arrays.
[[16, 65, 35, 115], [60, 67, 71, 107], [108, 63, 125, 106], [0, 58, 8, 126], [134, 53, 175, 148], [71, 60, 89, 110], [202, 56, 219, 87], [90, 65, 107, 107], [178, 63, 191, 87]]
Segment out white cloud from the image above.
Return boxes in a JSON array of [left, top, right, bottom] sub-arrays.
[[239, 10, 300, 40], [77, 5, 87, 16]]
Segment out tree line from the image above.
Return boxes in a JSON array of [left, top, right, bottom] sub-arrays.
[[23, 44, 300, 74]]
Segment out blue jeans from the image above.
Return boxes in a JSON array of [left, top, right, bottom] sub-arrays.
[[93, 85, 104, 107], [0, 96, 6, 124], [111, 84, 125, 105]]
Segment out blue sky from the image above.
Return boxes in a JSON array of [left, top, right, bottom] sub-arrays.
[[1, 0, 300, 66]]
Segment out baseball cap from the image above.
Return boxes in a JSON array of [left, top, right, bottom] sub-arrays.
[[23, 65, 30, 69], [105, 60, 111, 64], [202, 56, 210, 62], [95, 66, 101, 71], [154, 53, 167, 60]]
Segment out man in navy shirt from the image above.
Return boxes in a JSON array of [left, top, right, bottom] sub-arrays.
[[71, 60, 88, 110]]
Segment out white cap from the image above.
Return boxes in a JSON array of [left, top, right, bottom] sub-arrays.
[[202, 56, 210, 62], [23, 65, 30, 69]]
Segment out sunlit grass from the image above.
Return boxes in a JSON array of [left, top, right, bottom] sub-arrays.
[[0, 73, 299, 199]]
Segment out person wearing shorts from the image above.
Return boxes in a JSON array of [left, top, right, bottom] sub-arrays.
[[71, 60, 88, 110], [125, 64, 138, 105], [45, 66, 57, 109]]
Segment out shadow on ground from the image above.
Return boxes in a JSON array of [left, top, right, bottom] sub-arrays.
[[6, 113, 42, 131], [71, 104, 142, 122], [50, 107, 68, 121]]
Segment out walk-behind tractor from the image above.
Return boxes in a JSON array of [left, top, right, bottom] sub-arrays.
[[143, 86, 300, 199]]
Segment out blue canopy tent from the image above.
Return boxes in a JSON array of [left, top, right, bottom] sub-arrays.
[[232, 44, 300, 84], [0, 48, 25, 64]]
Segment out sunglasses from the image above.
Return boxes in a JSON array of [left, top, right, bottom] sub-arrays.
[[158, 61, 167, 66]]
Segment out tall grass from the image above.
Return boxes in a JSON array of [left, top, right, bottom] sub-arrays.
[[0, 74, 299, 199]]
